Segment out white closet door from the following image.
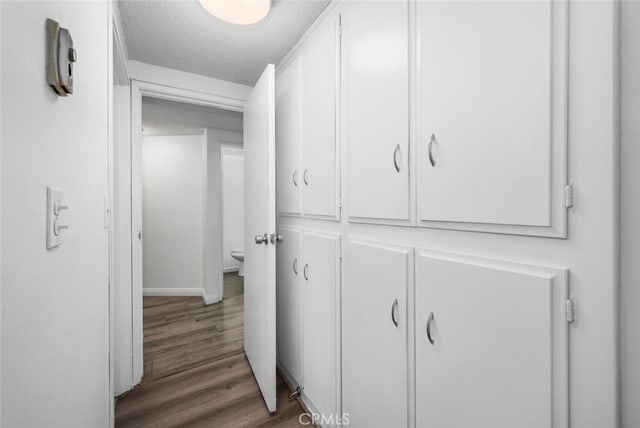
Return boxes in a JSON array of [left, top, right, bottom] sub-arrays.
[[415, 249, 569, 428], [276, 226, 302, 385], [276, 58, 301, 216], [343, 239, 409, 428], [417, 0, 568, 235], [344, 0, 410, 222], [302, 231, 340, 424], [300, 12, 339, 219]]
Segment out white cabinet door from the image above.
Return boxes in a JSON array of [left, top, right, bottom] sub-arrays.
[[343, 239, 409, 428], [343, 0, 410, 223], [302, 231, 340, 423], [417, 0, 568, 236], [276, 226, 302, 386], [276, 58, 301, 216], [300, 12, 339, 220], [415, 249, 569, 428]]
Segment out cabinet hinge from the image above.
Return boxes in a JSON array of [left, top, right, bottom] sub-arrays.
[[566, 298, 575, 323], [565, 183, 574, 208]]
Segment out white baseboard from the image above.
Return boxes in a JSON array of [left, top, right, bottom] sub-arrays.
[[223, 266, 240, 273], [202, 292, 221, 305], [143, 288, 203, 297]]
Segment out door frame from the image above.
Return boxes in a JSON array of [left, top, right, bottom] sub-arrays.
[[127, 80, 247, 386]]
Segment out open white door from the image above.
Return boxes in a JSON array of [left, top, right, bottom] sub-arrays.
[[244, 64, 277, 412]]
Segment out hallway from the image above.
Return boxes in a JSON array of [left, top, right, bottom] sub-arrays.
[[115, 273, 305, 427]]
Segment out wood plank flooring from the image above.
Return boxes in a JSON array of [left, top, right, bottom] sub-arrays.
[[116, 273, 305, 427]]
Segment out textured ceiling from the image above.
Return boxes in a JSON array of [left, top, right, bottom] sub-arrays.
[[118, 0, 330, 86], [142, 97, 244, 135]]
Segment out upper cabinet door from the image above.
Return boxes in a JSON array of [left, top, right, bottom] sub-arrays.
[[276, 226, 302, 386], [300, 12, 340, 220], [276, 58, 302, 216], [415, 249, 569, 428], [417, 0, 568, 237], [344, 1, 410, 223]]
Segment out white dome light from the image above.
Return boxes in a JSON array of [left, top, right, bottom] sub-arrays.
[[198, 0, 271, 25]]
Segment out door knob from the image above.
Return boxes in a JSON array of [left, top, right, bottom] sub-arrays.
[[270, 233, 284, 244], [254, 233, 268, 245]]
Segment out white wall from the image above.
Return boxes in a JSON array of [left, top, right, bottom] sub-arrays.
[[621, 2, 640, 426], [222, 146, 245, 272], [128, 60, 252, 102], [203, 129, 242, 302], [142, 134, 206, 295], [1, 1, 110, 426]]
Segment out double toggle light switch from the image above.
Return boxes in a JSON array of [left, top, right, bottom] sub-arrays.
[[47, 187, 69, 249]]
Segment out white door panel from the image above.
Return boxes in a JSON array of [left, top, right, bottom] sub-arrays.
[[301, 14, 339, 219], [343, 239, 409, 428], [417, 0, 567, 232], [415, 250, 569, 428], [302, 231, 340, 424], [244, 64, 277, 412], [344, 1, 410, 222], [276, 59, 301, 216], [276, 226, 302, 385]]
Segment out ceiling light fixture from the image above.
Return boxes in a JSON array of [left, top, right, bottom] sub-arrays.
[[198, 0, 271, 25]]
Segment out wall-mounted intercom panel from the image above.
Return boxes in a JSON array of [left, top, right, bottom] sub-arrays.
[[46, 18, 77, 96]]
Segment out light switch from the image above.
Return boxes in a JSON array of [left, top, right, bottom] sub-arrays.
[[47, 187, 69, 249]]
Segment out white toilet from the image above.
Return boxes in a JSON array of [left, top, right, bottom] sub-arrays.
[[230, 248, 245, 277]]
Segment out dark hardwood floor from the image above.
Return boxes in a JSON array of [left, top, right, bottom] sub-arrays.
[[116, 273, 305, 427]]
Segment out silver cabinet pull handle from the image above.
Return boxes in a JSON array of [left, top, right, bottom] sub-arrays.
[[391, 298, 399, 327], [293, 258, 298, 275], [303, 263, 309, 280], [303, 169, 309, 186], [428, 134, 436, 167], [426, 312, 435, 345], [393, 144, 401, 172], [293, 170, 298, 187], [254, 233, 268, 245]]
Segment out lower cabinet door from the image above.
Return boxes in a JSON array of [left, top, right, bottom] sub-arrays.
[[276, 226, 302, 385], [415, 249, 569, 428], [343, 239, 410, 428], [302, 231, 340, 424]]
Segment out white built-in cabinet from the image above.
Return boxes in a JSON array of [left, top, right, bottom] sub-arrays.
[[343, 0, 410, 223], [416, 0, 569, 237], [276, 227, 340, 424], [272, 0, 601, 426], [276, 9, 340, 220], [343, 239, 410, 428], [415, 249, 569, 428]]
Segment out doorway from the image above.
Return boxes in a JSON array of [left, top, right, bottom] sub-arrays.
[[137, 97, 245, 381]]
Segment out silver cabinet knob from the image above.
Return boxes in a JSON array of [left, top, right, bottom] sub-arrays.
[[254, 233, 268, 245], [293, 170, 298, 187], [303, 264, 309, 281], [303, 169, 309, 186]]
